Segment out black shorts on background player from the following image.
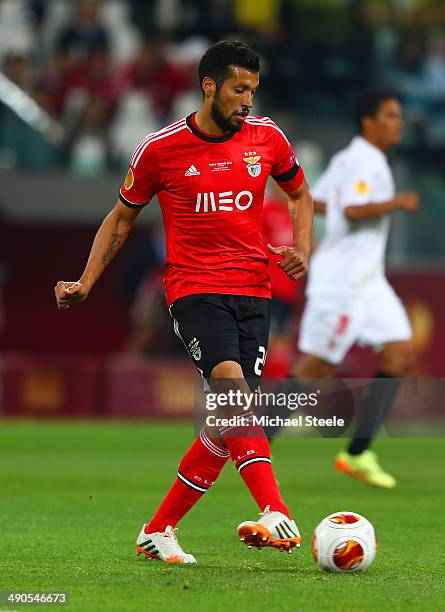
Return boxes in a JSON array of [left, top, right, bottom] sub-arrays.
[[170, 293, 270, 385]]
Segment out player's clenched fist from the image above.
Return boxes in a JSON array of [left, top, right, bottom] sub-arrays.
[[54, 281, 87, 310], [267, 244, 308, 281]]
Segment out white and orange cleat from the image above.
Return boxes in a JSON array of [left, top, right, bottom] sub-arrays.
[[136, 525, 197, 564], [237, 506, 301, 554]]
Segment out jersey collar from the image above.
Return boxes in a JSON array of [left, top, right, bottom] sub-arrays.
[[186, 113, 235, 143], [353, 135, 387, 162]]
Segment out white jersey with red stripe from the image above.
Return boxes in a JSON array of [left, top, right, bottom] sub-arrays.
[[119, 113, 304, 305]]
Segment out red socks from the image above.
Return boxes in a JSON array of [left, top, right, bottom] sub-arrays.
[[146, 417, 291, 533], [145, 429, 229, 533], [220, 414, 291, 518]]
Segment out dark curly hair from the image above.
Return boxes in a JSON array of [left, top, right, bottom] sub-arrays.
[[198, 40, 260, 93]]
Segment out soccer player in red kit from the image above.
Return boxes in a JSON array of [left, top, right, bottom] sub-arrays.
[[55, 41, 313, 564]]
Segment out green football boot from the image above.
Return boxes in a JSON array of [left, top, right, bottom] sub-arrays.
[[335, 449, 396, 489]]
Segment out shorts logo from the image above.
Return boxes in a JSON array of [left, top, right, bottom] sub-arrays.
[[334, 315, 350, 336], [124, 168, 134, 190], [188, 337, 201, 361], [327, 339, 338, 352], [243, 153, 262, 178]]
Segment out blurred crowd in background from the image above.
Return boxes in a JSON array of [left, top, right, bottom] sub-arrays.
[[0, 0, 444, 387], [1, 0, 445, 172]]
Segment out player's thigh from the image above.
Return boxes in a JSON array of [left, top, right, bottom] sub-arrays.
[[359, 282, 412, 348], [237, 297, 270, 387], [298, 296, 365, 365], [169, 294, 240, 379]]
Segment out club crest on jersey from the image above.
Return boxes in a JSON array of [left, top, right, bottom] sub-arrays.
[[188, 337, 201, 361], [243, 154, 262, 178]]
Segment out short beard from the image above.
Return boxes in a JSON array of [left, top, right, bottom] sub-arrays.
[[211, 90, 242, 133]]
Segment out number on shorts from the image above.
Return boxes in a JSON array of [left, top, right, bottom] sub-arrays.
[[254, 345, 267, 375]]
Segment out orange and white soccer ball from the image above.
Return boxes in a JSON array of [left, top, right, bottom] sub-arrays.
[[311, 511, 377, 573]]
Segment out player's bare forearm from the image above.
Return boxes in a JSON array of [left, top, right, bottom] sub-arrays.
[[54, 200, 141, 309], [288, 180, 313, 258], [267, 181, 313, 282], [345, 201, 398, 221], [344, 192, 419, 221], [79, 200, 140, 290]]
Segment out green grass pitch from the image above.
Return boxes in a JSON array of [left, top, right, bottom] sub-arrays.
[[0, 422, 444, 611]]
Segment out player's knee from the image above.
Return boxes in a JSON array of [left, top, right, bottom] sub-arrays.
[[380, 342, 415, 377], [209, 361, 251, 416], [294, 355, 334, 380], [210, 360, 244, 380]]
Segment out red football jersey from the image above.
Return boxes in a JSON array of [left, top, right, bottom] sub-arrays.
[[120, 113, 304, 305]]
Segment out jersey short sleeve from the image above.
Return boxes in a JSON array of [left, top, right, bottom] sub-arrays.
[[119, 141, 162, 208], [339, 160, 384, 209], [270, 124, 304, 194]]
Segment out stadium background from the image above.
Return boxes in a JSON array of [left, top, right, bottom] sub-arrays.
[[1, 3, 444, 611], [0, 0, 443, 419]]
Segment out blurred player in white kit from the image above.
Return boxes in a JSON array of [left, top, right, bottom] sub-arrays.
[[297, 91, 419, 488]]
